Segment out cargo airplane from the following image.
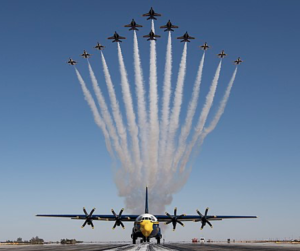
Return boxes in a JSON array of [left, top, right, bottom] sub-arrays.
[[37, 188, 257, 244]]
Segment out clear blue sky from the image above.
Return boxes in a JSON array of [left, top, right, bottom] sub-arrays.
[[0, 0, 299, 242]]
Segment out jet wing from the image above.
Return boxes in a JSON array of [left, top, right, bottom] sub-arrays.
[[136, 24, 143, 27], [36, 214, 139, 222], [160, 25, 168, 29], [154, 35, 161, 38], [143, 35, 150, 38], [155, 214, 257, 222], [107, 36, 115, 40], [153, 13, 162, 16], [177, 36, 185, 39], [124, 24, 132, 27], [119, 36, 126, 39], [171, 25, 179, 28], [188, 36, 195, 39], [142, 13, 150, 17]]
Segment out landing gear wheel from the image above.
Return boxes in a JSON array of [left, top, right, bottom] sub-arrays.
[[140, 239, 143, 243], [157, 238, 160, 244], [147, 237, 150, 242], [132, 238, 136, 244]]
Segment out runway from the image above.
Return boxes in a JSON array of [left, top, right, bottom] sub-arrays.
[[0, 243, 300, 251]]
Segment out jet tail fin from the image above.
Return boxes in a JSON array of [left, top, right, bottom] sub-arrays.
[[145, 187, 149, 213]]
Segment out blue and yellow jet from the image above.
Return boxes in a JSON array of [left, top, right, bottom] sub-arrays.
[[37, 188, 257, 244]]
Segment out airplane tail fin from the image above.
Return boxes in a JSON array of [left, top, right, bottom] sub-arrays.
[[145, 187, 149, 213]]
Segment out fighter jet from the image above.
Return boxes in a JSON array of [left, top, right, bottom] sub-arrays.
[[200, 42, 210, 51], [67, 58, 77, 66], [142, 7, 162, 20], [124, 19, 143, 31], [177, 32, 195, 42], [234, 57, 243, 65], [160, 20, 179, 32], [218, 50, 227, 58], [107, 32, 126, 43], [94, 42, 105, 51], [143, 29, 161, 41], [81, 50, 91, 59]]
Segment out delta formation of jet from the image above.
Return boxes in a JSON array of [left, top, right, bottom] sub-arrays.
[[94, 42, 105, 51], [218, 50, 227, 58], [107, 31, 126, 43], [234, 57, 243, 65], [67, 58, 77, 65], [81, 50, 91, 59], [200, 42, 210, 51], [142, 7, 162, 20], [160, 20, 179, 32], [177, 32, 195, 42], [124, 19, 143, 31], [37, 187, 257, 244], [143, 29, 161, 41]]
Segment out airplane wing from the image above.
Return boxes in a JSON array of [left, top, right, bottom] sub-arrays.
[[171, 25, 179, 28], [36, 214, 139, 222], [119, 36, 126, 39], [153, 13, 162, 16], [177, 36, 184, 39], [124, 24, 132, 27], [107, 36, 115, 39], [143, 35, 150, 38], [136, 24, 143, 27], [189, 36, 195, 39], [155, 214, 257, 222], [160, 25, 168, 28], [142, 13, 150, 17], [154, 35, 161, 38]]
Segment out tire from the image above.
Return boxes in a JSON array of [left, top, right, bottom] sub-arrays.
[[132, 238, 136, 244], [157, 238, 160, 244]]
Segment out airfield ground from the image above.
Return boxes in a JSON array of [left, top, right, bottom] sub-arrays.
[[0, 243, 300, 251]]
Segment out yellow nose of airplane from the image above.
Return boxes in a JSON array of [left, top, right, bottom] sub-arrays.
[[140, 220, 153, 237]]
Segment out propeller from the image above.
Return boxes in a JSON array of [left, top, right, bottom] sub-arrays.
[[81, 207, 96, 229], [165, 207, 186, 231], [195, 207, 213, 230], [111, 208, 125, 229]]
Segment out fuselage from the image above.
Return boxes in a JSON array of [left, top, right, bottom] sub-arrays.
[[132, 213, 161, 240]]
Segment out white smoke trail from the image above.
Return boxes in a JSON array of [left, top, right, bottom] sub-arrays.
[[133, 31, 148, 170], [165, 43, 188, 171], [159, 31, 173, 165], [117, 43, 142, 175], [200, 67, 238, 141], [179, 60, 222, 172], [100, 52, 133, 170], [74, 67, 113, 157], [172, 52, 206, 170], [148, 20, 159, 186], [87, 62, 131, 171]]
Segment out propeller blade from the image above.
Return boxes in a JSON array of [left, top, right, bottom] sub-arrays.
[[196, 209, 203, 217], [174, 207, 177, 216], [119, 208, 124, 217], [82, 220, 87, 228], [165, 212, 171, 218], [172, 221, 176, 230], [205, 208, 209, 217], [83, 208, 88, 216], [165, 220, 172, 225], [178, 221, 184, 227], [90, 221, 94, 229], [120, 221, 125, 229], [112, 221, 117, 229], [178, 214, 186, 219], [89, 208, 95, 217], [111, 209, 117, 217], [207, 221, 213, 228]]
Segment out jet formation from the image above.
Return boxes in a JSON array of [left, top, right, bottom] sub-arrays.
[[67, 7, 241, 67]]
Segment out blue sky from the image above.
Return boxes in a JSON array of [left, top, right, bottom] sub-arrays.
[[0, 0, 300, 242]]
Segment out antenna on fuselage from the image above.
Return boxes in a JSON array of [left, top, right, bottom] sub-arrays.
[[145, 187, 149, 213]]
